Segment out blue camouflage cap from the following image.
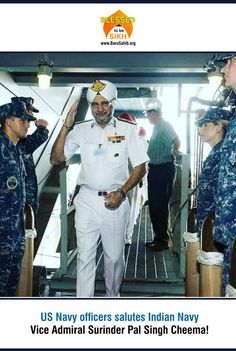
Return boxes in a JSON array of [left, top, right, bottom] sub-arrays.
[[0, 101, 37, 122], [195, 107, 233, 127], [11, 96, 39, 113], [214, 53, 236, 68]]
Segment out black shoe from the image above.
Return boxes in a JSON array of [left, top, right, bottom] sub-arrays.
[[147, 242, 169, 252], [145, 240, 156, 248]]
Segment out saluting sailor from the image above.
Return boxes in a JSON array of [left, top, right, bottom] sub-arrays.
[[0, 100, 36, 296], [51, 79, 149, 297], [13, 97, 49, 228]]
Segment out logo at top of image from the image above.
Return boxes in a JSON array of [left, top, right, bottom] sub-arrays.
[[100, 10, 135, 39]]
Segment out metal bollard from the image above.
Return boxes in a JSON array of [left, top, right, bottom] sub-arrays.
[[199, 213, 223, 297]]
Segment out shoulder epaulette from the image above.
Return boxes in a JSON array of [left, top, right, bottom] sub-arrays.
[[117, 116, 136, 125], [74, 119, 93, 125]]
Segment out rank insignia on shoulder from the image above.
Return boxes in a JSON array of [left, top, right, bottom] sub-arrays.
[[107, 135, 125, 143]]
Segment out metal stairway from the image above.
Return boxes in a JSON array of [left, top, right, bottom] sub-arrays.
[[38, 154, 190, 297], [45, 205, 185, 297]]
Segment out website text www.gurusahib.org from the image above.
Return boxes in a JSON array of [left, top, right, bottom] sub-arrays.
[[101, 41, 136, 46]]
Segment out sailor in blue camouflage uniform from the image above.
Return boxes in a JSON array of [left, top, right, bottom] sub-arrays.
[[0, 100, 36, 296], [213, 53, 236, 292], [12, 97, 49, 227], [195, 108, 233, 237]]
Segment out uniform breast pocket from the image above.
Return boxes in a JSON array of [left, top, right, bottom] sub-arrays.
[[1, 160, 17, 188], [80, 142, 97, 164], [106, 142, 126, 166]]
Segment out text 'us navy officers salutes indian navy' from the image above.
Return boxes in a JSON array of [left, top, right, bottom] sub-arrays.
[[195, 107, 232, 236], [50, 79, 149, 297], [0, 100, 36, 296], [213, 53, 236, 292]]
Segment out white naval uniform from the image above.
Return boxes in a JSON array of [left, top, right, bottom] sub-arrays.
[[64, 117, 149, 297]]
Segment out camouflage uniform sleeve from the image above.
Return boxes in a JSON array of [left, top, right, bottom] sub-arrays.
[[214, 123, 236, 245], [19, 127, 49, 154]]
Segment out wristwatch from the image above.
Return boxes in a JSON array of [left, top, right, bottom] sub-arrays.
[[116, 187, 126, 198]]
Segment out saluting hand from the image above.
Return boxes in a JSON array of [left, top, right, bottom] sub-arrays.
[[65, 100, 79, 128], [35, 119, 48, 128]]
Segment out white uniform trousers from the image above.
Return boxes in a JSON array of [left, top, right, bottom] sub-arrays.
[[74, 186, 130, 297]]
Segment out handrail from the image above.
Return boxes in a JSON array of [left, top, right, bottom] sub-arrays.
[[35, 87, 75, 168]]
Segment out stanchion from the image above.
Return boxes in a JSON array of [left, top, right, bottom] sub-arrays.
[[198, 251, 223, 296], [184, 207, 200, 297], [16, 204, 37, 296], [198, 213, 223, 297], [187, 206, 197, 234]]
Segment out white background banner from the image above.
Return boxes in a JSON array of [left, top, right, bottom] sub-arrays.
[[0, 3, 235, 51], [0, 298, 235, 348]]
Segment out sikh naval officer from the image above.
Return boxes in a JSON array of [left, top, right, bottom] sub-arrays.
[[50, 80, 149, 297], [12, 97, 49, 227], [0, 100, 36, 296], [213, 53, 236, 291]]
